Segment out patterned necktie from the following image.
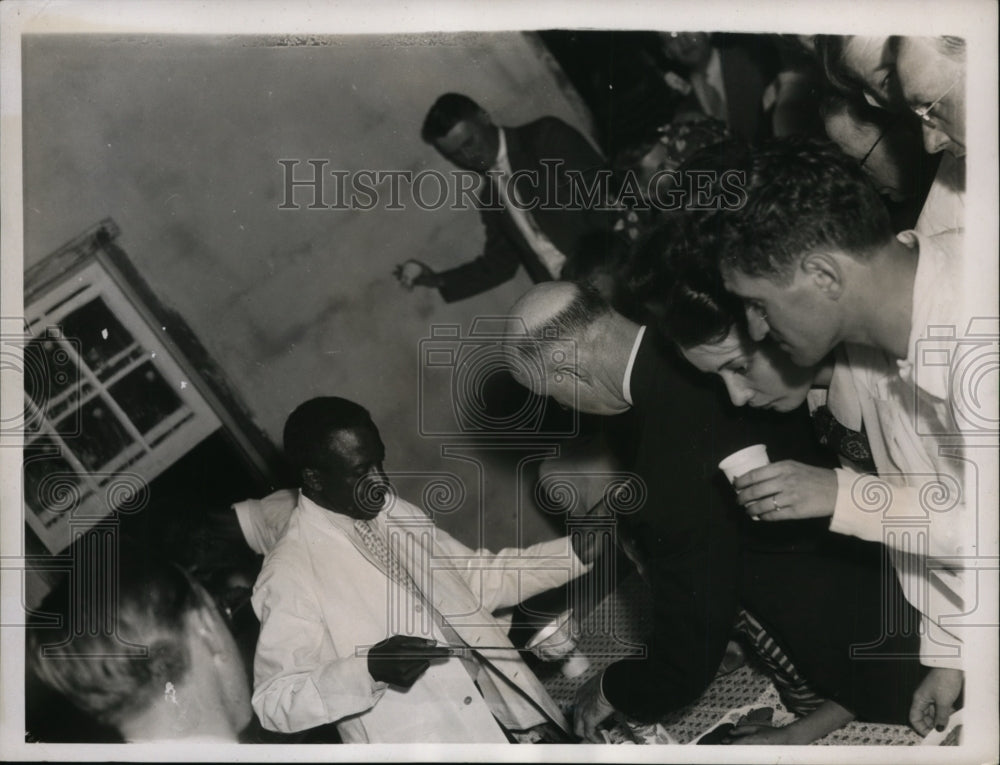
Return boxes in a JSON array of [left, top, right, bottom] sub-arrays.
[[811, 404, 877, 473], [354, 518, 418, 595]]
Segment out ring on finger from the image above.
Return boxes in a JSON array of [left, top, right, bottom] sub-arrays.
[[771, 496, 779, 513]]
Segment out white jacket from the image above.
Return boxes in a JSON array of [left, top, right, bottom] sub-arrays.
[[251, 491, 585, 742]]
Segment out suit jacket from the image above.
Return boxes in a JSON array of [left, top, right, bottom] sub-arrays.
[[717, 35, 781, 144], [251, 492, 582, 742], [437, 117, 611, 303], [661, 34, 781, 144]]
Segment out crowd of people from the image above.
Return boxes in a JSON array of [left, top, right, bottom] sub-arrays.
[[27, 32, 992, 748]]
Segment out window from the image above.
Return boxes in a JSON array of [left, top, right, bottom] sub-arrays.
[[22, 233, 221, 553]]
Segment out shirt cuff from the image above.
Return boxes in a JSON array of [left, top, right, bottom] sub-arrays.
[[314, 655, 387, 719], [829, 469, 884, 545], [917, 613, 964, 670]]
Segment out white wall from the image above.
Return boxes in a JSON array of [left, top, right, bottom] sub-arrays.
[[22, 33, 596, 548]]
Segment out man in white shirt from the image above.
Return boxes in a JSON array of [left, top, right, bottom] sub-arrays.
[[251, 396, 593, 743], [716, 138, 996, 737]]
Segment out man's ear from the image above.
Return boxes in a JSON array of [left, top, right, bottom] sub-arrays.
[[801, 252, 844, 299], [555, 363, 589, 385]]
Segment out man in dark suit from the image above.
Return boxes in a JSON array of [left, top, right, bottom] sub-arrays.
[[395, 93, 611, 303], [659, 33, 785, 144]]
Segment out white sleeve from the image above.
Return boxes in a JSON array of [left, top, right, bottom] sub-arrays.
[[251, 556, 386, 733], [428, 521, 589, 614], [830, 468, 971, 561]]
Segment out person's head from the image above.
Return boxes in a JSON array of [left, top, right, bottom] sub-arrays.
[[283, 397, 388, 519], [27, 549, 251, 741], [816, 35, 898, 107], [629, 215, 819, 412], [421, 92, 500, 173], [503, 282, 631, 416], [718, 137, 895, 367], [894, 36, 966, 157], [821, 94, 925, 201], [661, 31, 713, 70]]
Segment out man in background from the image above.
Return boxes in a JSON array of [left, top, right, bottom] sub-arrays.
[[395, 93, 611, 302]]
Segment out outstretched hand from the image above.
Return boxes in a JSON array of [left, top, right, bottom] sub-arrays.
[[367, 635, 451, 688], [394, 259, 440, 290], [733, 460, 838, 522]]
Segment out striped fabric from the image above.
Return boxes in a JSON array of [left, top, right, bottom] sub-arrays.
[[732, 609, 827, 716]]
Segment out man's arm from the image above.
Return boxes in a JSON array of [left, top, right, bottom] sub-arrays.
[[829, 468, 971, 562], [251, 558, 386, 733], [599, 535, 741, 722], [737, 463, 972, 563], [434, 209, 524, 303], [426, 512, 591, 614]]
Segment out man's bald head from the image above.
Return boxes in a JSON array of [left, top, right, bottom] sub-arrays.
[[507, 282, 610, 340], [503, 282, 634, 416]]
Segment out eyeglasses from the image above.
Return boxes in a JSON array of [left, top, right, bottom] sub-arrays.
[[858, 113, 901, 169], [912, 73, 962, 126], [859, 125, 888, 168]]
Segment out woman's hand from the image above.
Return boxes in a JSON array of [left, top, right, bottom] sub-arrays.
[[733, 460, 838, 521]]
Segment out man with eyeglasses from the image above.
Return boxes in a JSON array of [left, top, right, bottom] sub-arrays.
[[894, 37, 966, 158], [893, 36, 967, 237], [816, 35, 965, 236], [821, 94, 934, 231]]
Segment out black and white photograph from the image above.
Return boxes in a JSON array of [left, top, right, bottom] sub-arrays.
[[1, 1, 997, 761]]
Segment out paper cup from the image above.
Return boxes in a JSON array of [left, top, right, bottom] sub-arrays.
[[718, 444, 770, 484], [526, 611, 575, 660]]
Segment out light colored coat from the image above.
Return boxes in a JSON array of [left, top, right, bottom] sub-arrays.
[[251, 491, 584, 742]]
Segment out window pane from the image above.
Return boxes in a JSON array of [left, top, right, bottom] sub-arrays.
[[23, 445, 88, 527], [23, 336, 81, 412], [58, 396, 135, 471], [59, 298, 134, 377], [109, 361, 183, 434]]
